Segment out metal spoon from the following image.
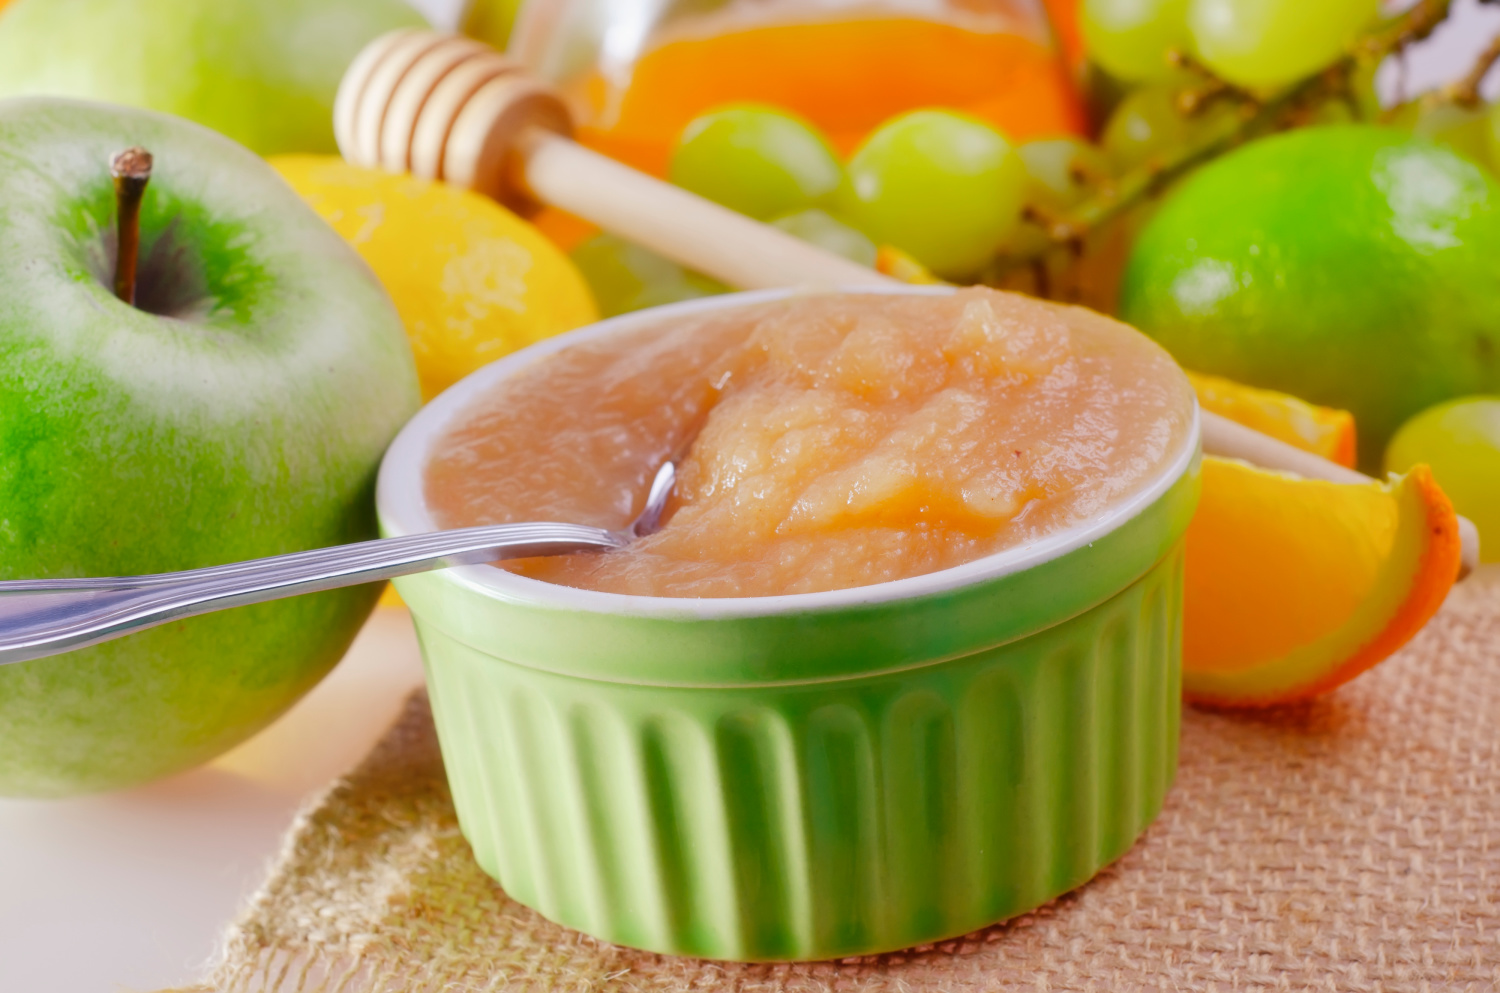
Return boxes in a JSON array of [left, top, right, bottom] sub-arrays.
[[0, 457, 680, 666]]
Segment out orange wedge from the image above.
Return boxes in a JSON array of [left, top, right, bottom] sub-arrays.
[[1187, 370, 1357, 468], [875, 245, 947, 285], [1184, 456, 1462, 707]]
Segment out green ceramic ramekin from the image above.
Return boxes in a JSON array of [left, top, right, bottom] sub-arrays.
[[378, 287, 1202, 962]]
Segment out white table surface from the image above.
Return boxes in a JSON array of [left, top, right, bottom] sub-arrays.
[[0, 607, 428, 993], [2, 1, 1497, 990]]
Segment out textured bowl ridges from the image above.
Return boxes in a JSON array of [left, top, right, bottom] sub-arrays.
[[414, 549, 1182, 961]]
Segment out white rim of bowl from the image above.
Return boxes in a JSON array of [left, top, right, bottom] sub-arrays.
[[377, 285, 1202, 619]]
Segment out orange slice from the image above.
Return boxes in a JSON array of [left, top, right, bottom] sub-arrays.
[[875, 245, 947, 285], [1184, 456, 1461, 707], [1187, 370, 1357, 468]]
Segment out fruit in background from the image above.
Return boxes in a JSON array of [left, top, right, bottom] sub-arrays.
[[770, 209, 878, 268], [1183, 458, 1460, 707], [566, 14, 1085, 175], [1386, 398, 1500, 563], [270, 156, 597, 402], [840, 110, 1027, 279], [998, 137, 1111, 259], [1099, 79, 1194, 172], [996, 131, 1155, 309], [875, 245, 946, 285], [1186, 0, 1379, 90], [1120, 126, 1500, 471], [460, 0, 523, 50], [669, 104, 845, 221], [1019, 136, 1112, 208], [0, 0, 426, 156], [0, 100, 420, 795], [1387, 100, 1495, 169], [1187, 371, 1357, 467], [1080, 0, 1191, 82], [570, 234, 727, 318], [1098, 73, 1244, 175]]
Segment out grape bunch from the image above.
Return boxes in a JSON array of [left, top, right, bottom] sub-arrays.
[[1078, 0, 1500, 201], [572, 103, 1115, 314], [572, 1, 1499, 318], [669, 103, 1051, 281], [1081, 0, 1379, 89]]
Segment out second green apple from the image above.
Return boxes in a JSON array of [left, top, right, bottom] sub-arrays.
[[0, 0, 426, 155]]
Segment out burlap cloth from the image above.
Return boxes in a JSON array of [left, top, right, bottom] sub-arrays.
[[202, 571, 1500, 993]]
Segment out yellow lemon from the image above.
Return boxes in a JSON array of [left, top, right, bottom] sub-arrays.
[[270, 155, 597, 400]]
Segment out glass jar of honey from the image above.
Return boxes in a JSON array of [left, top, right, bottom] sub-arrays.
[[510, 0, 1085, 176]]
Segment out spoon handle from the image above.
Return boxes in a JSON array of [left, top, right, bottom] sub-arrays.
[[0, 522, 622, 665]]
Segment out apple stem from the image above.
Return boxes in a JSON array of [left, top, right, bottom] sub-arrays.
[[109, 147, 153, 306]]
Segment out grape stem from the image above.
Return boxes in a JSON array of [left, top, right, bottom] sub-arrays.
[[1441, 30, 1500, 107], [1164, 48, 1252, 115], [1358, 0, 1450, 62], [987, 0, 1455, 280]]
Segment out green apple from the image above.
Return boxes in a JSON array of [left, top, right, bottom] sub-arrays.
[[0, 0, 427, 156], [0, 98, 421, 796]]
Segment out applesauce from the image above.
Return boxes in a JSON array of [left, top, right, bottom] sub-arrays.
[[425, 289, 1194, 597]]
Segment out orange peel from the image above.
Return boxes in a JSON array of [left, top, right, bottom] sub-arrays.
[[1187, 370, 1357, 468], [1184, 456, 1461, 707]]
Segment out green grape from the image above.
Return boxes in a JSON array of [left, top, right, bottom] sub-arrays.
[[1387, 101, 1494, 167], [770, 208, 878, 267], [1080, 0, 1191, 83], [1000, 138, 1113, 259], [1386, 397, 1500, 563], [1100, 81, 1192, 173], [1187, 0, 1379, 90], [1305, 99, 1358, 127], [1018, 137, 1112, 208], [669, 103, 844, 221], [840, 109, 1027, 278], [570, 234, 727, 318], [1099, 76, 1242, 173]]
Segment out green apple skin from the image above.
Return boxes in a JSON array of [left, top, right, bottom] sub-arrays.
[[0, 99, 421, 796], [0, 0, 426, 156]]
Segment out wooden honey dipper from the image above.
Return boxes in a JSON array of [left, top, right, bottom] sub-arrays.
[[335, 29, 1478, 576], [333, 28, 890, 293]]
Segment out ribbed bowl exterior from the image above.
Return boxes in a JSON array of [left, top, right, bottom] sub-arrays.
[[411, 545, 1184, 961]]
